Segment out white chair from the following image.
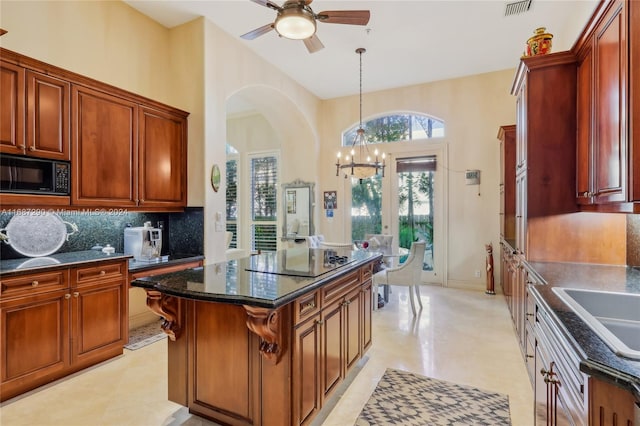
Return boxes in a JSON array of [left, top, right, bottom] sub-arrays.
[[372, 241, 426, 316], [304, 234, 325, 248]]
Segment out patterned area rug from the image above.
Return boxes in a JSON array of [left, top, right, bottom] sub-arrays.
[[355, 369, 511, 425], [124, 320, 167, 351]]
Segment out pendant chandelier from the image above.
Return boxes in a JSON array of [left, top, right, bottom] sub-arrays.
[[335, 48, 385, 180]]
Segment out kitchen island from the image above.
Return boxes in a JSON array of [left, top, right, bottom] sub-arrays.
[[132, 247, 381, 426]]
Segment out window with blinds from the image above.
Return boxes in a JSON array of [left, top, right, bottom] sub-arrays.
[[250, 155, 278, 251]]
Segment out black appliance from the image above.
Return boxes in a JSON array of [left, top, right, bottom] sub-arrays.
[[0, 154, 70, 196]]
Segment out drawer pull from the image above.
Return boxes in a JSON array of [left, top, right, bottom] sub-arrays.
[[73, 292, 79, 298], [316, 319, 324, 326], [99, 270, 106, 276], [302, 301, 316, 311], [65, 293, 71, 299], [31, 280, 39, 287]]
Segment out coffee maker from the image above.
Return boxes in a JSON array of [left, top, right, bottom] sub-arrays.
[[124, 222, 162, 262]]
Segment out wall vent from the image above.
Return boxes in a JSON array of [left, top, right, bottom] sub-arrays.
[[505, 0, 532, 16]]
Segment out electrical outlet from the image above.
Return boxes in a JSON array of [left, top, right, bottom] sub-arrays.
[[474, 270, 481, 278]]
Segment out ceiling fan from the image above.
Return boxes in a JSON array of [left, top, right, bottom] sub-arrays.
[[240, 0, 370, 53]]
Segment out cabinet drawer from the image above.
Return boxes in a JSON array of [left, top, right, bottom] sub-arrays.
[[293, 290, 320, 325], [361, 264, 373, 283], [322, 271, 359, 305], [1, 270, 68, 299], [74, 261, 125, 284]]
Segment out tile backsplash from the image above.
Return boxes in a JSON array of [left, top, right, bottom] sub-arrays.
[[628, 214, 640, 266], [0, 207, 203, 260]]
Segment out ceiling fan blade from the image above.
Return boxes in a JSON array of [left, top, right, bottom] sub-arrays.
[[303, 34, 324, 53], [316, 10, 370, 25], [241, 23, 275, 40], [249, 0, 281, 12]]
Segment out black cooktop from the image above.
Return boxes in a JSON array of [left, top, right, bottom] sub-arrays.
[[244, 247, 356, 278]]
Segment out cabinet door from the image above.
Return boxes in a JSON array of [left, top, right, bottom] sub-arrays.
[[0, 61, 25, 154], [360, 280, 372, 353], [26, 71, 70, 160], [515, 172, 527, 257], [72, 85, 138, 206], [0, 290, 70, 402], [70, 279, 126, 366], [292, 317, 321, 426], [344, 288, 361, 372], [592, 0, 627, 203], [138, 106, 187, 207], [576, 43, 594, 205], [631, 0, 640, 202], [321, 299, 343, 402], [516, 83, 527, 171]]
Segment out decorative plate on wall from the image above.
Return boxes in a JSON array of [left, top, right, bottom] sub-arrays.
[[211, 164, 221, 192], [0, 213, 78, 257]]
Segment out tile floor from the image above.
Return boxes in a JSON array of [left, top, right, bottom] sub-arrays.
[[0, 285, 534, 426]]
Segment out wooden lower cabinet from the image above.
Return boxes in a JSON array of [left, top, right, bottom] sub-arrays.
[[589, 376, 638, 426], [0, 260, 128, 402]]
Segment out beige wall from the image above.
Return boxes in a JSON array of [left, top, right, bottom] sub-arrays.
[[319, 69, 516, 289]]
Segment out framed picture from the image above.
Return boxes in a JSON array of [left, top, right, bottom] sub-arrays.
[[210, 164, 221, 192], [323, 191, 337, 210], [287, 190, 297, 214]]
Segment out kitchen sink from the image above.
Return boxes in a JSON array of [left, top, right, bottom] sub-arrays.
[[552, 287, 640, 360]]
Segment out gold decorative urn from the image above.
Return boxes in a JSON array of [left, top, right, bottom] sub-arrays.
[[523, 27, 553, 57]]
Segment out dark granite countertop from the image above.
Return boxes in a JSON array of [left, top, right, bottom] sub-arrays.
[[132, 248, 382, 309], [527, 261, 640, 400], [128, 254, 205, 273], [0, 250, 133, 276]]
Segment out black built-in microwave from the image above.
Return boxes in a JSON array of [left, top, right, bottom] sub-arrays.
[[0, 154, 70, 196]]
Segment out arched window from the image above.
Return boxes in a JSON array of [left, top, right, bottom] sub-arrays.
[[342, 113, 444, 146]]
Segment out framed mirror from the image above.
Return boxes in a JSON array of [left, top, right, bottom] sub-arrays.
[[282, 179, 315, 239]]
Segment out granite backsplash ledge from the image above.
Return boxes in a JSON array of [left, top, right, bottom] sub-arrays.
[[0, 207, 204, 260]]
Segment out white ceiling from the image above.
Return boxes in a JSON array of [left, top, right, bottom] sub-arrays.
[[125, 0, 598, 100]]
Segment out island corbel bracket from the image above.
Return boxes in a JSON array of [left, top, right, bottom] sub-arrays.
[[243, 305, 284, 364], [145, 290, 181, 341]]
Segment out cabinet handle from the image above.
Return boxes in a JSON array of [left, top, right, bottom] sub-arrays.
[[73, 292, 79, 297], [28, 145, 36, 151], [302, 301, 316, 310], [526, 313, 534, 317], [526, 354, 534, 359], [316, 319, 324, 325], [18, 144, 26, 150], [65, 293, 71, 299], [31, 280, 39, 287], [99, 270, 106, 276]]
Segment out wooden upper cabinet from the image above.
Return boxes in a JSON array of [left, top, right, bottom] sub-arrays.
[[138, 106, 187, 207], [575, 0, 639, 209], [26, 71, 70, 160], [576, 40, 594, 205], [593, 0, 626, 203], [0, 61, 25, 154], [72, 85, 138, 207], [498, 125, 516, 241], [0, 63, 69, 160]]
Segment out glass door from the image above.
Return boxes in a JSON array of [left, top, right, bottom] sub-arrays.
[[392, 155, 441, 284], [350, 151, 443, 284]]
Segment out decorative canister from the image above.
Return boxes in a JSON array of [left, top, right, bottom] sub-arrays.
[[524, 27, 553, 57]]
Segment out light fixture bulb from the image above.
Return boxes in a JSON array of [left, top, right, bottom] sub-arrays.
[[337, 152, 341, 159], [274, 8, 316, 40]]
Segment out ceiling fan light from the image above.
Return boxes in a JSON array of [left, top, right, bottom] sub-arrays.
[[275, 9, 316, 40]]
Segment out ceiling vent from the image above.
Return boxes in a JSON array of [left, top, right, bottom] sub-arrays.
[[504, 0, 532, 16]]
